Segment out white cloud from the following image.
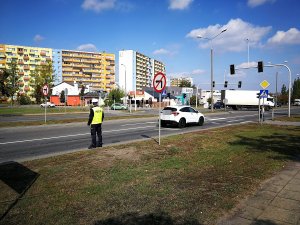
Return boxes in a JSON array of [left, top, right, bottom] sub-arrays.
[[76, 43, 98, 52], [169, 68, 206, 77], [267, 28, 300, 45], [34, 34, 44, 42], [247, 0, 276, 8], [81, 0, 116, 12], [153, 48, 170, 55], [168, 0, 193, 10], [186, 18, 272, 52]]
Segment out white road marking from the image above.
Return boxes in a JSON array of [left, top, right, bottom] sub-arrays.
[[0, 125, 156, 145]]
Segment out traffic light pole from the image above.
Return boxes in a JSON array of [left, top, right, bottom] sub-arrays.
[[232, 63, 291, 117]]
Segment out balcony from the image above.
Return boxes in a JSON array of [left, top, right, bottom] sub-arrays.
[[18, 71, 24, 75], [23, 56, 30, 60], [40, 61, 47, 65], [46, 57, 51, 61], [19, 82, 24, 87], [24, 87, 30, 92], [24, 65, 30, 70], [23, 76, 30, 81], [40, 51, 46, 56], [17, 48, 24, 54], [18, 61, 24, 65]]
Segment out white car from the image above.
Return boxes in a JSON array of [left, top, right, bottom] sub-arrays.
[[160, 105, 205, 128], [40, 102, 55, 108]]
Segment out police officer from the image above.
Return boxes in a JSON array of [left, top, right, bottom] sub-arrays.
[[87, 98, 104, 149]]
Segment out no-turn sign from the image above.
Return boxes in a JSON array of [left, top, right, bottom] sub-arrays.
[[42, 84, 49, 96], [153, 72, 166, 93]]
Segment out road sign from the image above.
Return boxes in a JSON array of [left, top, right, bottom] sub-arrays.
[[260, 80, 270, 89], [42, 84, 49, 96], [153, 72, 166, 93], [161, 89, 167, 96], [260, 89, 269, 98]]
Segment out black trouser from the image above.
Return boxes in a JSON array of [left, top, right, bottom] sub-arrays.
[[90, 123, 102, 147]]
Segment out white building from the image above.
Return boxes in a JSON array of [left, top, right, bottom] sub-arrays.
[[119, 50, 166, 94]]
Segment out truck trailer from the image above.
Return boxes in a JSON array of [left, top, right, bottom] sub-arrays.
[[221, 90, 274, 110]]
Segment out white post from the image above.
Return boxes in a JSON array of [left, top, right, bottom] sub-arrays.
[[159, 93, 161, 145]]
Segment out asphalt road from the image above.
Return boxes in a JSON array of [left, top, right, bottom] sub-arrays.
[[0, 108, 299, 163]]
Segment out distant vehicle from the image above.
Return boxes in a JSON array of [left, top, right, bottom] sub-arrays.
[[221, 90, 274, 110], [160, 105, 205, 128], [209, 102, 224, 109], [293, 99, 300, 106], [40, 102, 55, 108], [111, 103, 128, 110]]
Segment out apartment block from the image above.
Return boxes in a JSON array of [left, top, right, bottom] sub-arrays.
[[0, 44, 52, 94], [57, 50, 115, 92], [170, 77, 193, 87], [119, 50, 166, 93]]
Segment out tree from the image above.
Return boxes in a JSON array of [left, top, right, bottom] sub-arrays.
[[0, 61, 20, 105], [278, 84, 288, 105], [60, 90, 65, 103], [179, 79, 191, 87], [29, 62, 54, 104], [107, 88, 125, 105], [292, 78, 300, 100], [189, 95, 197, 106]]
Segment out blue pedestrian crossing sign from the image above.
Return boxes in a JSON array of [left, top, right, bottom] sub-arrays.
[[161, 89, 167, 96], [260, 89, 268, 98]]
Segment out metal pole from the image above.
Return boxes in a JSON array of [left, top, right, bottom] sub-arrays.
[[275, 72, 278, 108], [44, 97, 47, 124], [159, 93, 161, 145], [211, 47, 214, 112], [196, 86, 198, 108]]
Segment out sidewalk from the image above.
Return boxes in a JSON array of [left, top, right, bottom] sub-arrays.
[[218, 120, 300, 225]]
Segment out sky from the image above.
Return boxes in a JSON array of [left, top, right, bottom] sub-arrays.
[[1, 0, 300, 92]]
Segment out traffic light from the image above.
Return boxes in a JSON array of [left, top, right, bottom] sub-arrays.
[[230, 64, 235, 75], [224, 81, 228, 88], [238, 81, 242, 88], [183, 93, 186, 98], [258, 61, 263, 73], [212, 81, 215, 88]]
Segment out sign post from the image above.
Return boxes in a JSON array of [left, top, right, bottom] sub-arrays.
[[153, 72, 166, 146], [42, 84, 49, 124]]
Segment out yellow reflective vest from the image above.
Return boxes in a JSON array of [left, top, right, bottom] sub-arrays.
[[91, 106, 103, 124]]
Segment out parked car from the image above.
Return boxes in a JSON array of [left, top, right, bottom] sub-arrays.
[[160, 105, 205, 128], [40, 102, 55, 108], [111, 103, 128, 110], [208, 102, 224, 109]]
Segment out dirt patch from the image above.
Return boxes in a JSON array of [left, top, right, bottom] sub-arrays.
[[101, 146, 141, 161]]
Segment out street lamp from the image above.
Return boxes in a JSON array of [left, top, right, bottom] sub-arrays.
[[245, 38, 250, 66], [120, 64, 127, 107], [197, 28, 227, 112]]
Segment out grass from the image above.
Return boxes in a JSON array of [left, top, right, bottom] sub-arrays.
[[1, 123, 299, 225], [274, 115, 300, 122]]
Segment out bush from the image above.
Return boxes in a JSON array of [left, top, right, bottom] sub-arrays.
[[19, 94, 32, 105]]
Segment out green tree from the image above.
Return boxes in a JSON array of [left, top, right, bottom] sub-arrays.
[[107, 88, 125, 105], [0, 61, 20, 105], [292, 78, 300, 100], [60, 90, 65, 103], [189, 95, 197, 106], [29, 62, 54, 104], [278, 84, 288, 105], [179, 79, 191, 87]]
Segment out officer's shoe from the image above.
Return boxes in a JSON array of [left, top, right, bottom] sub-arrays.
[[88, 144, 96, 149]]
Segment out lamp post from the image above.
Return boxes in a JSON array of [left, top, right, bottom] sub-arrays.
[[120, 64, 127, 107], [197, 28, 227, 112], [245, 38, 250, 66]]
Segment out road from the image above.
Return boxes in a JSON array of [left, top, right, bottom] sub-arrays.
[[0, 108, 299, 163]]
